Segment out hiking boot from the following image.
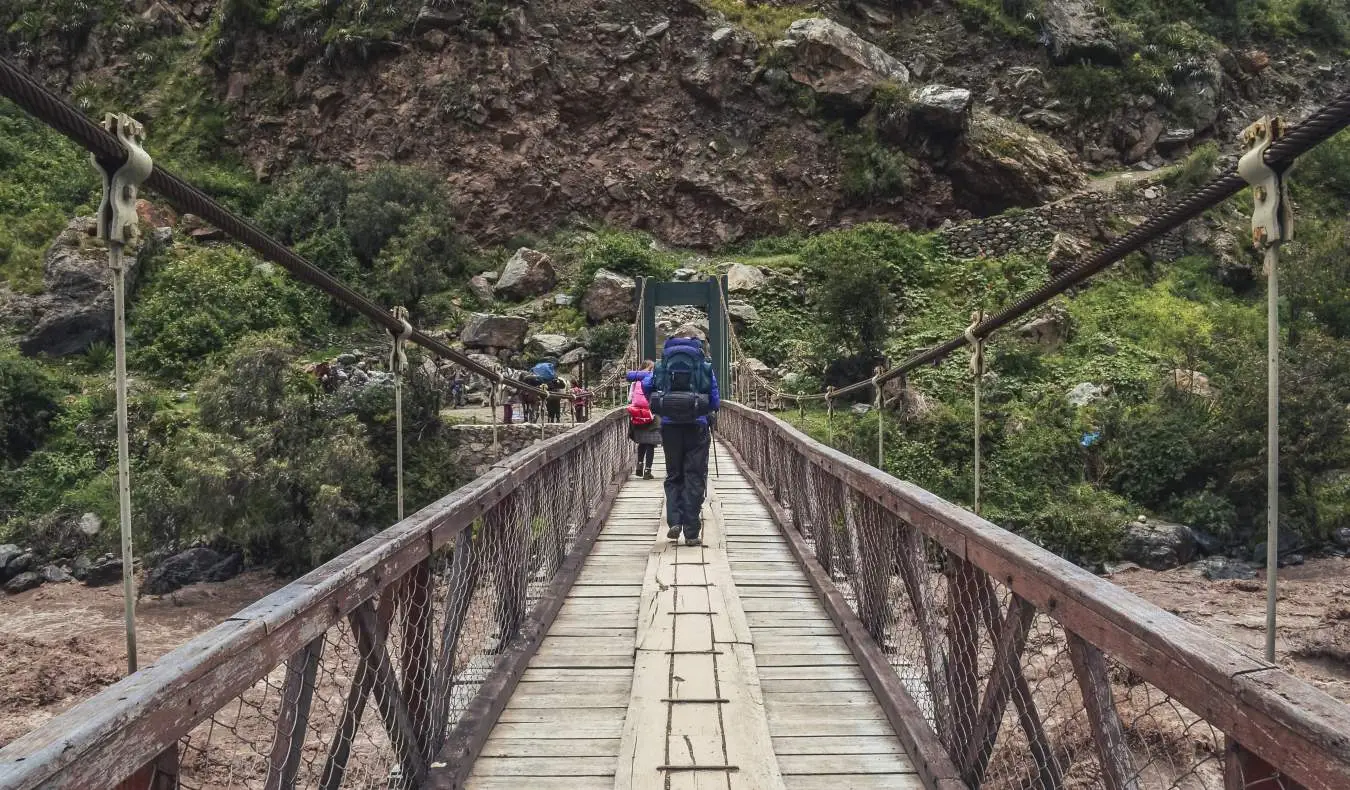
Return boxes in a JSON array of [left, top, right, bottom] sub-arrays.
[[642, 470, 654, 480], [635, 466, 645, 478], [685, 537, 702, 547], [667, 524, 682, 540]]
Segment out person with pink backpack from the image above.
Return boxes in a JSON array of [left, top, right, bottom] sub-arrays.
[[626, 360, 661, 479]]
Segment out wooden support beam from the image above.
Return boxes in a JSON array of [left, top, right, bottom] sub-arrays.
[[429, 528, 482, 752], [264, 635, 325, 790], [400, 559, 434, 751], [1227, 737, 1309, 790], [946, 554, 983, 761], [319, 594, 394, 790], [895, 522, 953, 750], [113, 748, 177, 790], [349, 600, 430, 785], [975, 580, 1063, 790], [1067, 632, 1140, 790], [960, 595, 1036, 786]]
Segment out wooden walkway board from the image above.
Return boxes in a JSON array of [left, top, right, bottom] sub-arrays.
[[466, 446, 916, 789]]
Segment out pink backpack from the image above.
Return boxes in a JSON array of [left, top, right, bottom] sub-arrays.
[[627, 381, 654, 426]]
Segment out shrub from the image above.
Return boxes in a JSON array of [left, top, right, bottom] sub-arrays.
[[259, 165, 468, 316], [131, 246, 327, 381], [0, 354, 66, 466], [839, 132, 912, 202], [1021, 484, 1129, 563], [800, 223, 934, 361], [571, 231, 678, 300], [585, 322, 632, 362], [1296, 129, 1350, 206], [1294, 0, 1348, 45], [1166, 141, 1220, 193]]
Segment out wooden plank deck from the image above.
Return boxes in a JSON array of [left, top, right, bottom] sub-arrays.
[[465, 444, 917, 790]]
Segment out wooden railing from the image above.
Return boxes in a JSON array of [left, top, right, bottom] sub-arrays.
[[719, 402, 1350, 790], [0, 410, 629, 790]]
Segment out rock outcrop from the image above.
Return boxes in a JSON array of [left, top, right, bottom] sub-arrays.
[[461, 314, 530, 350], [726, 263, 766, 292], [581, 269, 636, 322], [910, 85, 973, 134], [526, 333, 573, 357], [493, 248, 557, 301], [1043, 0, 1119, 65], [1120, 518, 1198, 570], [8, 217, 156, 357], [142, 547, 244, 596], [952, 111, 1084, 211], [774, 18, 909, 113]]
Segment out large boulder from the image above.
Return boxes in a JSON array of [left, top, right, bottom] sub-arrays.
[[1120, 518, 1198, 570], [1043, 0, 1119, 66], [773, 18, 909, 113], [581, 269, 636, 322], [910, 85, 973, 134], [727, 300, 760, 324], [559, 346, 590, 366], [952, 111, 1084, 210], [10, 217, 150, 357], [1171, 56, 1223, 132], [726, 263, 767, 292], [4, 571, 43, 595], [493, 248, 557, 301], [0, 545, 22, 581], [143, 547, 243, 596], [1168, 369, 1215, 398], [526, 333, 573, 357], [461, 314, 530, 350], [468, 274, 496, 303]]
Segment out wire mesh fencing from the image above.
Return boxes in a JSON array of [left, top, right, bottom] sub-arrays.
[[0, 411, 628, 790], [719, 403, 1349, 790]]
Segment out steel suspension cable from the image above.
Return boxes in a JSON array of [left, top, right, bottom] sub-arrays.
[[0, 55, 575, 402]]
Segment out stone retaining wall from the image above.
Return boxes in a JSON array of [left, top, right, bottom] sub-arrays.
[[935, 185, 1187, 262]]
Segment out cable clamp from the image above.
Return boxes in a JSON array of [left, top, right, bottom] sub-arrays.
[[388, 306, 413, 375], [1238, 116, 1293, 256], [965, 311, 985, 377], [91, 113, 152, 256]]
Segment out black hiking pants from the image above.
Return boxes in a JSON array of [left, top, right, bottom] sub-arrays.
[[661, 422, 711, 539]]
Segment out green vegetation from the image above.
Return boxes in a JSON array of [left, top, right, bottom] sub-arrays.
[[0, 101, 97, 292], [1165, 142, 1220, 192], [838, 130, 914, 202], [259, 165, 473, 319], [735, 139, 1350, 563], [568, 230, 679, 300], [700, 0, 812, 42]]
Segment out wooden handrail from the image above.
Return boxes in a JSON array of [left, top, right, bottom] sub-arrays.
[[720, 402, 1350, 790], [0, 410, 626, 790]]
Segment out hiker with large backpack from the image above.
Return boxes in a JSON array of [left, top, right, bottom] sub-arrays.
[[643, 327, 720, 546], [626, 360, 660, 479]]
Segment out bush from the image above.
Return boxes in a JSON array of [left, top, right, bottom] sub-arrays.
[[1021, 484, 1128, 563], [1297, 129, 1350, 206], [0, 354, 66, 466], [571, 231, 678, 300], [131, 246, 327, 381], [839, 132, 912, 202], [1294, 0, 1348, 45], [1166, 141, 1220, 193], [801, 223, 934, 361], [259, 165, 469, 317], [585, 322, 632, 362]]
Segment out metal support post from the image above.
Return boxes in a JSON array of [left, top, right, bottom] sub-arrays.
[[91, 113, 151, 675], [873, 376, 884, 468], [388, 306, 412, 522], [1239, 116, 1294, 663], [966, 312, 986, 516]]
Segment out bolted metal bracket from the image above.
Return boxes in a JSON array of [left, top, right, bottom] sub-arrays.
[[1237, 116, 1293, 256], [91, 113, 152, 254]]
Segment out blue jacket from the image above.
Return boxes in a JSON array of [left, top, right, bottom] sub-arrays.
[[643, 337, 720, 426]]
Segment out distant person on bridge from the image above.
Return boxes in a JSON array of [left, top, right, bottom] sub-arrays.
[[626, 360, 660, 479], [645, 328, 720, 547]]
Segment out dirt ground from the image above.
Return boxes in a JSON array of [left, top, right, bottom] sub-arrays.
[[1112, 556, 1350, 705], [0, 572, 283, 748], [0, 557, 1346, 756]]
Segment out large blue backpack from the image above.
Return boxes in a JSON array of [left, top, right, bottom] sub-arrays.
[[650, 346, 713, 423], [531, 361, 557, 382]]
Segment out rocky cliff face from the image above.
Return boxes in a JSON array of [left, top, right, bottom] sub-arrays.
[[4, 0, 1344, 250]]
